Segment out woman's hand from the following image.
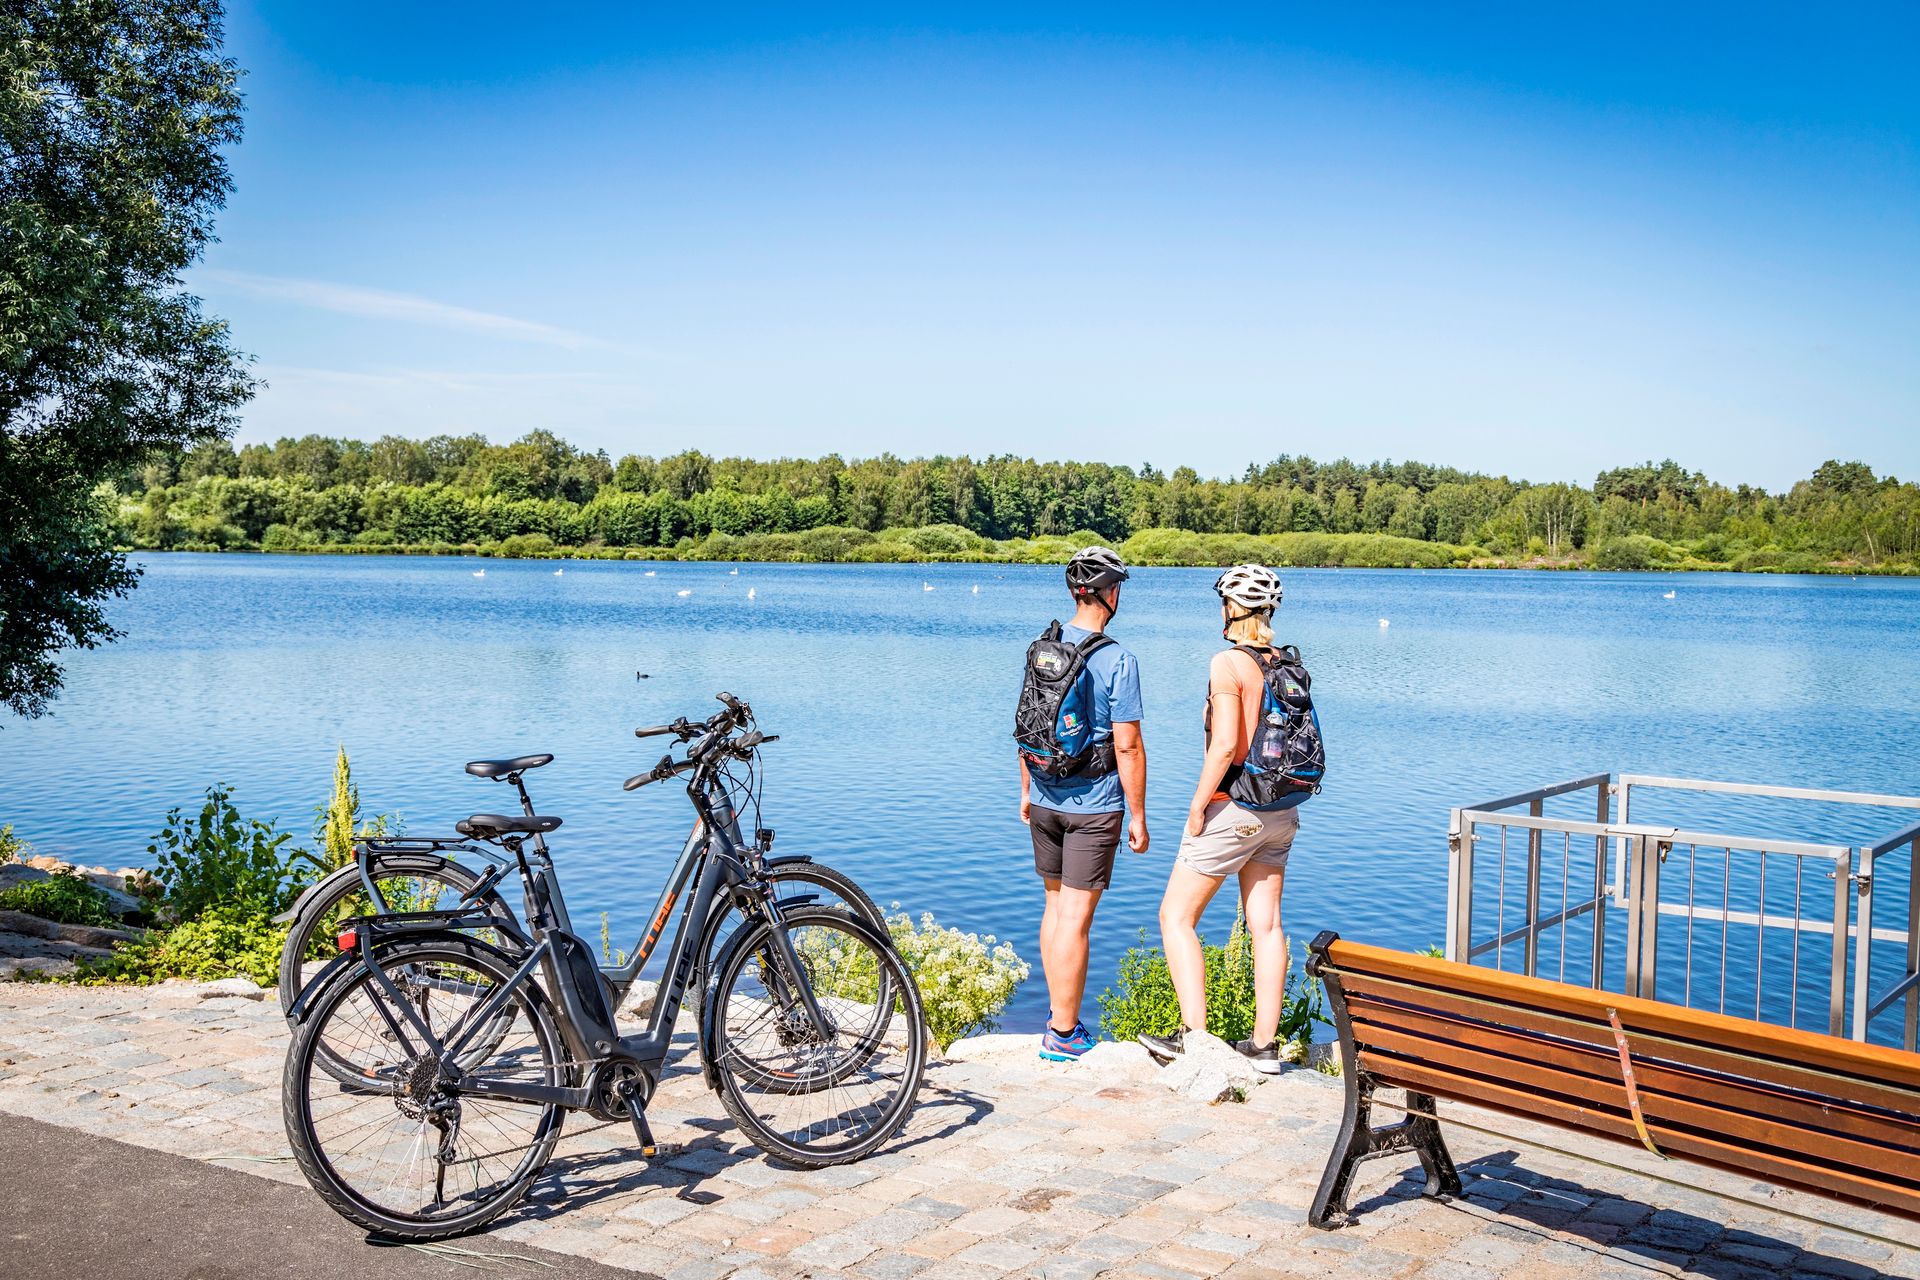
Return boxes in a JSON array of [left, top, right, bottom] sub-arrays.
[[1019, 792, 1032, 825], [1187, 803, 1210, 838]]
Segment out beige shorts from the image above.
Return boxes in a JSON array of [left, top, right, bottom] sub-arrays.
[[1176, 799, 1299, 878]]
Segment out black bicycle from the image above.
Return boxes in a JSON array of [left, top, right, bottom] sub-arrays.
[[281, 694, 926, 1240]]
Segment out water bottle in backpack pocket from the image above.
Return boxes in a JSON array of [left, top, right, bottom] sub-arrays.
[[1213, 644, 1325, 810], [1014, 621, 1117, 779]]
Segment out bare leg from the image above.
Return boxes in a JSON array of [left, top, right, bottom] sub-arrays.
[[1041, 879, 1102, 1030], [1239, 861, 1289, 1047], [1159, 863, 1226, 1034]]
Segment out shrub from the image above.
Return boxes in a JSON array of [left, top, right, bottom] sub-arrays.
[[497, 532, 556, 558], [0, 870, 118, 928], [888, 912, 1029, 1051], [73, 905, 284, 987], [0, 824, 28, 863], [796, 910, 1030, 1052], [147, 784, 305, 922], [1591, 534, 1678, 571], [260, 523, 303, 551], [1097, 922, 1329, 1056]]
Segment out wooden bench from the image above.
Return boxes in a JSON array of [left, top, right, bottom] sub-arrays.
[[1305, 931, 1920, 1230]]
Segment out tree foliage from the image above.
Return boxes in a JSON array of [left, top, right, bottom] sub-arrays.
[[111, 431, 1920, 573], [1, 0, 252, 716]]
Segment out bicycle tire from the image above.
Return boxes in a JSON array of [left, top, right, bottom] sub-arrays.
[[284, 935, 566, 1241], [705, 906, 925, 1168]]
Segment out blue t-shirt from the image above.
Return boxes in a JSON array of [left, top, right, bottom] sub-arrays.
[[1027, 623, 1143, 815]]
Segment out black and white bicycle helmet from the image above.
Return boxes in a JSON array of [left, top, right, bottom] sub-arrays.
[[1214, 563, 1283, 612], [1065, 546, 1130, 597]]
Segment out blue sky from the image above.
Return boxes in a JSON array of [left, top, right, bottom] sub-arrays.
[[199, 4, 1918, 489]]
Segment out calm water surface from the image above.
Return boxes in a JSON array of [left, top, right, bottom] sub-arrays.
[[16, 555, 1920, 1032]]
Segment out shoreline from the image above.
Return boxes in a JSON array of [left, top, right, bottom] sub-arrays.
[[118, 541, 1919, 578]]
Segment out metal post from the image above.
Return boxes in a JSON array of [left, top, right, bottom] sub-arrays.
[[1446, 809, 1472, 963], [1613, 779, 1635, 908], [1907, 838, 1919, 1053], [1594, 780, 1610, 988], [1830, 847, 1853, 1038], [1624, 834, 1664, 1000], [1524, 798, 1544, 976], [1852, 846, 1873, 1041]]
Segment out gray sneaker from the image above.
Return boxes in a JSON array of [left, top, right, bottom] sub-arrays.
[[1233, 1038, 1284, 1075], [1137, 1029, 1185, 1063]]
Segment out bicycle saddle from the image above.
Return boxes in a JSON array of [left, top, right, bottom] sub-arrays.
[[465, 754, 554, 779], [456, 813, 563, 838]]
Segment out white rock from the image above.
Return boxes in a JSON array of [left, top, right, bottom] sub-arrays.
[[1079, 1040, 1158, 1084], [0, 955, 75, 980], [939, 1032, 1035, 1063], [198, 976, 267, 1001], [1158, 1030, 1261, 1103]]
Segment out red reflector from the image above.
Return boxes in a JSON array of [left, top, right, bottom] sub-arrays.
[[336, 928, 358, 953]]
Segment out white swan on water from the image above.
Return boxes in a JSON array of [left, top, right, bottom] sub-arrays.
[[1663, 590, 1676, 599], [472, 569, 486, 578], [747, 587, 756, 600], [643, 570, 656, 577], [1378, 618, 1389, 628], [553, 568, 564, 576], [972, 584, 979, 595], [923, 582, 935, 592], [729, 568, 739, 575], [676, 588, 692, 598]]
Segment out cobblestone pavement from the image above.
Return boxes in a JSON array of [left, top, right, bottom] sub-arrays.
[[0, 981, 1914, 1279]]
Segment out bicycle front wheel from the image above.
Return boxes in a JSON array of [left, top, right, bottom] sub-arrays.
[[284, 936, 566, 1241], [706, 906, 925, 1168]]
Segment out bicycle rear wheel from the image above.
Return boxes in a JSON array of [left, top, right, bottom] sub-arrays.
[[706, 906, 925, 1168], [284, 936, 566, 1240]]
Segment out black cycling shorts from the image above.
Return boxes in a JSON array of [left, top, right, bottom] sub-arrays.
[[1030, 807, 1123, 890]]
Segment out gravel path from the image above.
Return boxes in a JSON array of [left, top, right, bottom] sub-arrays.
[[0, 981, 1913, 1279]]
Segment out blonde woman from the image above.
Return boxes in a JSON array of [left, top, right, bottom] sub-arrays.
[[1139, 563, 1302, 1073]]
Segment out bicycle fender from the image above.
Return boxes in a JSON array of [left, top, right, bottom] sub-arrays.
[[286, 921, 527, 1025], [277, 855, 461, 927]]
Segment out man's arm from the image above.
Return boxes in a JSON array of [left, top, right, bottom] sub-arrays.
[[1113, 720, 1148, 852], [1018, 754, 1032, 825]]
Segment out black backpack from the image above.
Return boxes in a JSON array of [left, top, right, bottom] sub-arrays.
[[1209, 644, 1325, 810], [1014, 621, 1117, 780]]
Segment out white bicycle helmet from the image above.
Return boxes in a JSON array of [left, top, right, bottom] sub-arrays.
[[1214, 563, 1283, 612]]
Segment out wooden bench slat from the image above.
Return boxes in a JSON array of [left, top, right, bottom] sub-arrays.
[[1334, 969, 1920, 1119], [1347, 995, 1920, 1153], [1358, 1052, 1920, 1221], [1354, 1022, 1920, 1189], [1328, 938, 1920, 1092]]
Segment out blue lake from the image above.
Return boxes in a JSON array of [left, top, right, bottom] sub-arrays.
[[15, 555, 1920, 1036]]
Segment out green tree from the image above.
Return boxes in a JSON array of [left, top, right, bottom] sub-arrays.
[[1, 0, 252, 716]]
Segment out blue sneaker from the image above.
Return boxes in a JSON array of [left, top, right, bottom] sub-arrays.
[[1039, 1021, 1096, 1062]]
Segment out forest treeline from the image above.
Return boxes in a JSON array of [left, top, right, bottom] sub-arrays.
[[114, 431, 1920, 572]]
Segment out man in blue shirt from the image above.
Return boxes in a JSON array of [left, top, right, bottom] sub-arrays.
[[1019, 546, 1148, 1061]]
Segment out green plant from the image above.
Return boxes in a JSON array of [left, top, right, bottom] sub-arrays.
[[311, 746, 398, 875], [0, 870, 118, 928], [796, 910, 1029, 1053], [1097, 923, 1331, 1057], [1417, 943, 1446, 959], [600, 912, 628, 966], [0, 824, 29, 863], [73, 905, 284, 987], [148, 784, 304, 922]]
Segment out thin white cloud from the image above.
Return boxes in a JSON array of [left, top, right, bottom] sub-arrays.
[[205, 270, 607, 350]]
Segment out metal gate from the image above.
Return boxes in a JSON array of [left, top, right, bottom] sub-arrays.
[[1447, 774, 1920, 1048]]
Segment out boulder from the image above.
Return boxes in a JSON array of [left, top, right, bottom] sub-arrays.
[[0, 864, 47, 896], [1158, 1030, 1262, 1104], [0, 862, 147, 919], [0, 909, 140, 949], [0, 956, 76, 980], [198, 976, 267, 1001], [939, 1032, 1036, 1063]]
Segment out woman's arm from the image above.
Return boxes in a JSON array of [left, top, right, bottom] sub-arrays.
[[1188, 684, 1242, 836]]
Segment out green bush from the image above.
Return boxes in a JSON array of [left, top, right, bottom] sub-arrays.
[[0, 870, 118, 928], [1592, 534, 1678, 571], [797, 910, 1029, 1052], [72, 905, 284, 987], [496, 532, 556, 558], [147, 785, 305, 922], [0, 824, 28, 863], [260, 523, 304, 551], [1097, 922, 1329, 1055]]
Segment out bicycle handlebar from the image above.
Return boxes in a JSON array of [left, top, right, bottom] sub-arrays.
[[626, 694, 774, 792]]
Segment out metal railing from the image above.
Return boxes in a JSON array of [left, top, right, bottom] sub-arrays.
[[1448, 774, 1920, 1049]]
